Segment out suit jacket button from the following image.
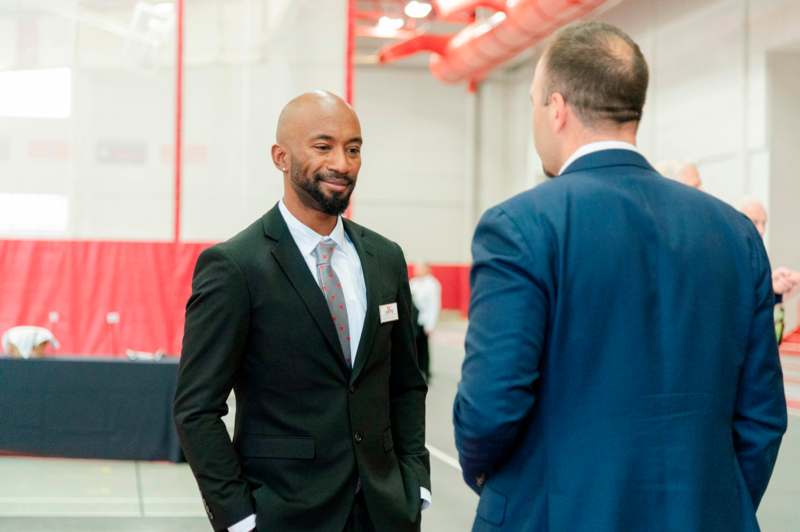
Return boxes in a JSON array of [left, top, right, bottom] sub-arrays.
[[349, 384, 356, 394], [354, 431, 364, 443]]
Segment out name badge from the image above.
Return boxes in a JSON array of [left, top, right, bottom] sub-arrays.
[[379, 303, 399, 324]]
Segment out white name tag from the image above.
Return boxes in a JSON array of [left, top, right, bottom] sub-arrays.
[[379, 302, 399, 324]]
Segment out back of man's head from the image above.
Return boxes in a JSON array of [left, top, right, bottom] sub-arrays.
[[544, 22, 649, 128]]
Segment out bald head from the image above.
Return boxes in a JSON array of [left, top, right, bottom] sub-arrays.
[[276, 90, 359, 146], [271, 91, 363, 219], [738, 197, 768, 237], [678, 163, 701, 189]]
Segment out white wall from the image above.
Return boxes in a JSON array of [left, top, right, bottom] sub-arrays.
[[351, 60, 541, 263], [0, 0, 345, 241], [476, 68, 540, 214], [767, 51, 800, 329], [353, 65, 472, 263]]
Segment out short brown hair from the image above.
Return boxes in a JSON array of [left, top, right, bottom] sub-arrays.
[[542, 22, 649, 127]]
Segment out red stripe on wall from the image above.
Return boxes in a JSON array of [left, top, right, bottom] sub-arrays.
[[410, 264, 471, 317]]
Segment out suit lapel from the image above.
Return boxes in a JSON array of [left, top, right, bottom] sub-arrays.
[[344, 220, 380, 384], [262, 206, 349, 376]]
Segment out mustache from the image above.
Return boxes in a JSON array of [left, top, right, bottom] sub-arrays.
[[314, 171, 354, 185]]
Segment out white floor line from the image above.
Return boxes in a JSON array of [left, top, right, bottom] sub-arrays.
[[0, 497, 138, 503], [426, 443, 461, 472]]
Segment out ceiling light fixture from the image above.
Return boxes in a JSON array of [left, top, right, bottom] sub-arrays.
[[376, 15, 405, 35], [404, 1, 433, 18]]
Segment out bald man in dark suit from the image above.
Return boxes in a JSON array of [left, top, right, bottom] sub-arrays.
[[175, 91, 430, 532]]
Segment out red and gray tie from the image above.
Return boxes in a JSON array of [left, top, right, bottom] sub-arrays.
[[314, 239, 352, 368]]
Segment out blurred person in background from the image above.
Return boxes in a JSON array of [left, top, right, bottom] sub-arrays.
[[409, 263, 441, 380], [657, 160, 703, 189], [454, 21, 786, 532], [739, 197, 800, 343], [174, 91, 430, 532], [1, 326, 59, 358], [677, 162, 702, 189]]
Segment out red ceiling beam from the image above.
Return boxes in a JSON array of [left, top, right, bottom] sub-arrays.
[[378, 34, 452, 63], [433, 0, 507, 18]]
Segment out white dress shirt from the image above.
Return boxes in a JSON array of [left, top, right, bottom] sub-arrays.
[[279, 200, 367, 359], [558, 140, 639, 175], [228, 202, 429, 532]]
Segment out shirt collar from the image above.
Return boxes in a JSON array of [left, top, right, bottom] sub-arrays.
[[559, 141, 639, 175], [278, 200, 347, 257]]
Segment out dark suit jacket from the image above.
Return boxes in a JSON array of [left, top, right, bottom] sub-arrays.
[[174, 205, 430, 531], [454, 149, 787, 532]]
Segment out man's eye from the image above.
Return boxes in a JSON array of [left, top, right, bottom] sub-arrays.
[[314, 145, 331, 151], [348, 147, 361, 155]]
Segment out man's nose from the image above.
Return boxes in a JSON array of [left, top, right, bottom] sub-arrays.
[[327, 147, 350, 175]]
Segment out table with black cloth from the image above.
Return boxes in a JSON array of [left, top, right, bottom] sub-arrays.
[[0, 356, 183, 462]]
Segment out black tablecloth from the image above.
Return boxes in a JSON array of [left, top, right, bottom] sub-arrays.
[[0, 356, 183, 462]]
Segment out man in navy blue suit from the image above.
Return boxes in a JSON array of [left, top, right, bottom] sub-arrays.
[[453, 21, 786, 532]]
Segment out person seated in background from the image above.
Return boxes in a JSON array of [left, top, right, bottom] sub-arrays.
[[409, 263, 441, 380], [1, 326, 60, 358], [656, 160, 702, 189], [738, 197, 800, 343]]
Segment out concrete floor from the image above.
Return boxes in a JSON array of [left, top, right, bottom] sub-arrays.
[[0, 317, 797, 532]]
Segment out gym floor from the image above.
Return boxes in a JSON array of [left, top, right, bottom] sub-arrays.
[[1, 318, 797, 532]]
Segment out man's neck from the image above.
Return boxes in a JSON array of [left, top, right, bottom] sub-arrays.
[[282, 194, 338, 236]]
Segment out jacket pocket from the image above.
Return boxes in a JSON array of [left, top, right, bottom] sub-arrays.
[[239, 435, 315, 459]]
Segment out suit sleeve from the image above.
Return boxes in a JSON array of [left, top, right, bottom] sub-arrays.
[[173, 246, 254, 530], [733, 231, 787, 509], [453, 206, 551, 493], [390, 243, 431, 492]]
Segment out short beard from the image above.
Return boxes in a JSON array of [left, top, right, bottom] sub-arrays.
[[290, 163, 353, 216]]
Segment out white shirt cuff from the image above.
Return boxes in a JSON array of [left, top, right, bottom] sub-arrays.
[[420, 486, 432, 510], [228, 513, 256, 532]]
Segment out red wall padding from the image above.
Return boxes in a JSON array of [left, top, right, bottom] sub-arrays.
[[0, 240, 210, 356], [1, 240, 470, 356], [423, 264, 471, 317]]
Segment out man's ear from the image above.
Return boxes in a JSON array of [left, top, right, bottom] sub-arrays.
[[271, 144, 287, 172], [550, 92, 568, 133]]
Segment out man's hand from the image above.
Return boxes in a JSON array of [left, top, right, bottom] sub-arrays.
[[773, 267, 800, 296]]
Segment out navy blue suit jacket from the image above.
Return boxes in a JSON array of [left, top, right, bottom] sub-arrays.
[[454, 149, 787, 532]]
